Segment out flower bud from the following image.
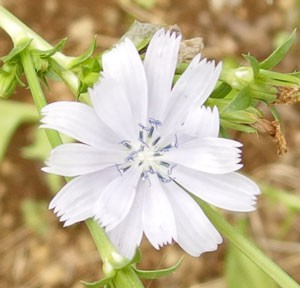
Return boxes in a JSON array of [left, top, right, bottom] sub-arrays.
[[221, 67, 254, 90], [32, 54, 49, 72], [0, 63, 19, 99]]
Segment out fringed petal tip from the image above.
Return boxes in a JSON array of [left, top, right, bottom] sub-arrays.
[[182, 105, 221, 139], [190, 238, 223, 257], [48, 202, 55, 212], [153, 27, 182, 41], [43, 27, 259, 259], [52, 208, 92, 228], [188, 54, 222, 73], [149, 235, 176, 251], [157, 237, 176, 250], [48, 204, 72, 227]]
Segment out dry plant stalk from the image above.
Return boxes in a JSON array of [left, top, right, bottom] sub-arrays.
[[275, 86, 300, 104], [252, 118, 287, 155]]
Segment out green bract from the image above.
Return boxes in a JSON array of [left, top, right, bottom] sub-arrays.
[[81, 248, 183, 288], [206, 30, 300, 134]]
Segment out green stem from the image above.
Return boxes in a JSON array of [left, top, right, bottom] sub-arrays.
[[113, 267, 144, 288], [195, 199, 300, 288], [0, 5, 79, 94], [86, 219, 116, 259], [20, 47, 141, 285], [262, 183, 300, 211], [86, 219, 128, 273], [20, 48, 62, 148]]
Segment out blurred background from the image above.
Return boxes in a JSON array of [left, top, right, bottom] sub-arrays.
[[0, 0, 300, 287]]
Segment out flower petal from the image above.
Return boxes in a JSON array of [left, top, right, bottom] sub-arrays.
[[49, 167, 119, 226], [94, 167, 141, 230], [161, 56, 222, 138], [160, 137, 243, 174], [89, 75, 138, 141], [41, 101, 120, 147], [142, 176, 176, 249], [102, 38, 148, 125], [106, 180, 145, 259], [173, 165, 260, 212], [182, 106, 220, 138], [144, 29, 181, 121], [165, 181, 222, 256], [42, 143, 124, 177]]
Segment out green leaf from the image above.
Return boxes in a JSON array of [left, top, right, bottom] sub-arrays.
[[221, 109, 258, 124], [0, 100, 38, 161], [206, 97, 231, 111], [67, 38, 97, 69], [210, 82, 232, 99], [79, 58, 101, 88], [1, 39, 32, 62], [133, 257, 183, 280], [29, 39, 68, 81], [226, 220, 279, 288], [128, 248, 142, 266], [194, 198, 300, 288], [221, 119, 257, 133], [243, 54, 260, 78], [223, 86, 253, 112], [259, 30, 296, 70], [260, 69, 300, 85], [33, 38, 67, 58], [262, 183, 300, 211], [81, 276, 112, 288]]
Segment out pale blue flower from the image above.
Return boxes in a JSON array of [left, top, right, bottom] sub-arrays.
[[41, 29, 260, 259]]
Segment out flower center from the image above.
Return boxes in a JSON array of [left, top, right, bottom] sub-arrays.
[[116, 118, 177, 184]]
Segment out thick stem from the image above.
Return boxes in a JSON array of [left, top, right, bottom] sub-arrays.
[[0, 5, 79, 94]]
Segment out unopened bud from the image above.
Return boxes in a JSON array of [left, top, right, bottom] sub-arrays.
[[32, 55, 49, 72], [0, 63, 19, 99], [221, 67, 254, 90]]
